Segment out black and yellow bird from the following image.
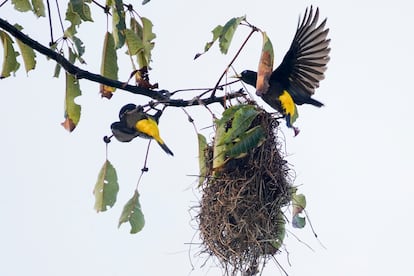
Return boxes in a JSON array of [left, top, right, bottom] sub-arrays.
[[239, 7, 330, 133], [111, 104, 174, 156]]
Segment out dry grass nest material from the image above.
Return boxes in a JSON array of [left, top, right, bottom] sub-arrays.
[[197, 107, 293, 275]]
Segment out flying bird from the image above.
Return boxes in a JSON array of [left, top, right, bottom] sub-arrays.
[[239, 6, 330, 134]]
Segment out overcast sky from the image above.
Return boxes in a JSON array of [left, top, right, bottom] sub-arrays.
[[1, 0, 413, 275]]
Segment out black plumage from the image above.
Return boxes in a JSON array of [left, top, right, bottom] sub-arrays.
[[240, 6, 330, 129]]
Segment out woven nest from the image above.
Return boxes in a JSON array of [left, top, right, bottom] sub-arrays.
[[197, 105, 293, 275]]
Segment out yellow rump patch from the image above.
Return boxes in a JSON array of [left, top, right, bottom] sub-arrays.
[[135, 117, 163, 144], [278, 90, 298, 125]]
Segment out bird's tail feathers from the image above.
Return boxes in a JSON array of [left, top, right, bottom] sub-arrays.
[[307, 98, 324, 107], [157, 140, 174, 156]]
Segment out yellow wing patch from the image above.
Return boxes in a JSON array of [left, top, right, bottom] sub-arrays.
[[135, 117, 164, 144]]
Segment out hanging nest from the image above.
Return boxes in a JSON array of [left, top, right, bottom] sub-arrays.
[[197, 104, 293, 275]]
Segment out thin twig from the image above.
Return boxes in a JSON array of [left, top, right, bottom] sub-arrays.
[[46, 0, 54, 44], [211, 27, 258, 97], [0, 0, 9, 8], [55, 0, 65, 34]]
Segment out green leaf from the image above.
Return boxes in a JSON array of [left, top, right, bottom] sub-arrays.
[[14, 24, 36, 73], [292, 193, 306, 215], [212, 114, 229, 173], [93, 160, 119, 212], [125, 28, 143, 56], [226, 125, 266, 159], [69, 0, 93, 22], [72, 36, 85, 57], [61, 49, 81, 131], [139, 17, 156, 67], [53, 62, 61, 78], [11, 0, 32, 12], [270, 212, 286, 250], [64, 2, 82, 37], [100, 32, 118, 97], [219, 16, 245, 54], [203, 25, 223, 53], [119, 190, 145, 234], [128, 17, 156, 68], [196, 16, 245, 57], [0, 31, 20, 78], [198, 134, 208, 187], [256, 31, 274, 95], [222, 105, 259, 144], [111, 0, 126, 48], [292, 193, 306, 229], [31, 0, 45, 17]]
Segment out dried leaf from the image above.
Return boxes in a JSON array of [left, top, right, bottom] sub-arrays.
[[256, 31, 274, 95]]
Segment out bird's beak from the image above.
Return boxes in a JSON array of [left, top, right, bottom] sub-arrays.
[[230, 73, 242, 79]]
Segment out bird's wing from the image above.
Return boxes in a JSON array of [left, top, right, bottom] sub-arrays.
[[271, 6, 330, 97]]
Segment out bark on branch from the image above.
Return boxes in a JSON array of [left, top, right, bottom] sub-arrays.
[[0, 17, 245, 107]]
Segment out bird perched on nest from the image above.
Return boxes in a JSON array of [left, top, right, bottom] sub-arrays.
[[111, 103, 174, 156], [239, 6, 330, 135]]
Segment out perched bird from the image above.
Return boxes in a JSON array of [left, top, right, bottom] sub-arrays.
[[239, 6, 330, 133], [111, 104, 174, 156]]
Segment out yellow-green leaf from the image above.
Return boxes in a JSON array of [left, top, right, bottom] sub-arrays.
[[14, 24, 36, 73], [31, 0, 45, 17], [256, 31, 274, 95], [111, 0, 126, 48], [219, 16, 245, 54], [128, 17, 156, 68], [11, 0, 32, 12], [204, 25, 223, 53], [196, 16, 245, 58], [62, 50, 81, 131], [93, 160, 119, 212], [0, 31, 20, 78], [118, 190, 145, 234], [100, 32, 118, 98], [198, 133, 208, 187], [125, 28, 143, 56]]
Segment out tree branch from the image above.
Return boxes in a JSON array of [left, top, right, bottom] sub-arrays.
[[0, 17, 245, 107]]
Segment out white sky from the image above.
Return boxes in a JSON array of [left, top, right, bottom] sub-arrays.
[[1, 0, 413, 275]]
